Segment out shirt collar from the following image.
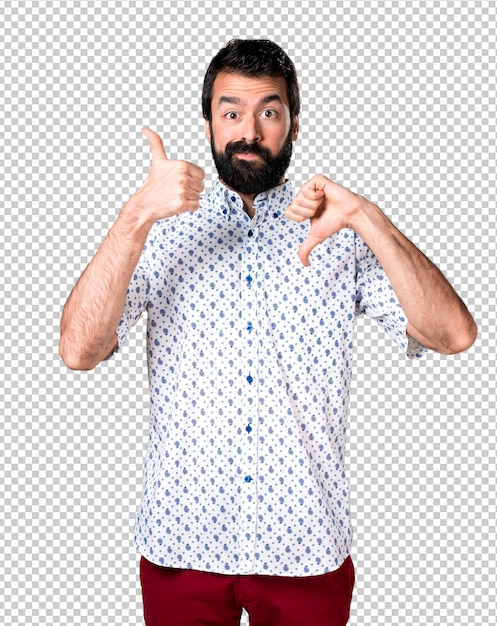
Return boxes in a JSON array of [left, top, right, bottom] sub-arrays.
[[209, 178, 295, 222]]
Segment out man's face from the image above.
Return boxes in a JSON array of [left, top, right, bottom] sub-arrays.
[[206, 72, 299, 195]]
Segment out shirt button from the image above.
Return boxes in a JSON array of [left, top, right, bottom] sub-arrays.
[[246, 375, 253, 384], [244, 476, 253, 483], [246, 322, 253, 332], [246, 424, 252, 433], [248, 230, 253, 237], [246, 275, 253, 286]]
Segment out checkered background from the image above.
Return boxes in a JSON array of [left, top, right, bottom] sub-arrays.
[[1, 1, 495, 624]]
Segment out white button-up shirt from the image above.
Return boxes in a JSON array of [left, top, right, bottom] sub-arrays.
[[117, 179, 426, 576]]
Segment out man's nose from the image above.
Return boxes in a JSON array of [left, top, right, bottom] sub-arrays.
[[241, 115, 262, 143]]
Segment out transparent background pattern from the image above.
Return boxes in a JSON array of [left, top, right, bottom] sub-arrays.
[[1, 1, 496, 624]]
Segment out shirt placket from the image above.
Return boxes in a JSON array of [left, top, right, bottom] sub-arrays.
[[237, 204, 263, 572]]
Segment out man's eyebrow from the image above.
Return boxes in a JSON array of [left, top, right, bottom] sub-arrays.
[[217, 94, 285, 107], [260, 94, 284, 106], [217, 96, 243, 107]]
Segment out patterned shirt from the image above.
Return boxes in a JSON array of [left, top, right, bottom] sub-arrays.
[[117, 179, 426, 577]]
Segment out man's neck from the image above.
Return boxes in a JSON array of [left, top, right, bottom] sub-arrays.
[[220, 177, 287, 219], [238, 192, 257, 218]]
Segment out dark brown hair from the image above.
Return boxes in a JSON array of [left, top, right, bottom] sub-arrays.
[[202, 39, 300, 122]]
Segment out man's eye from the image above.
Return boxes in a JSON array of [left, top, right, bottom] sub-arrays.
[[262, 109, 277, 118], [224, 111, 238, 120]]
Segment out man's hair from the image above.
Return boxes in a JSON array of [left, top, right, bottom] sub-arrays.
[[202, 39, 300, 122]]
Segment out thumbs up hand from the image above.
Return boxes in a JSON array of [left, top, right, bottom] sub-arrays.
[[129, 127, 206, 222]]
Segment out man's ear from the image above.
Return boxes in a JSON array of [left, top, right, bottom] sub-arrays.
[[205, 119, 212, 143], [292, 117, 299, 141]]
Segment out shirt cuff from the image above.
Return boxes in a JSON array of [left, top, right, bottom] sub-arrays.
[[376, 311, 428, 360], [116, 312, 131, 349], [396, 316, 428, 359]]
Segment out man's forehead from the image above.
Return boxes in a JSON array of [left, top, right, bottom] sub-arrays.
[[212, 72, 290, 106]]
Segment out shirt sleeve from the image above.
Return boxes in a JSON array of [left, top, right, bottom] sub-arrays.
[[354, 234, 427, 359], [116, 252, 150, 350]]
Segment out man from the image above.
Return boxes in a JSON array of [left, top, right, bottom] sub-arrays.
[[59, 39, 477, 626]]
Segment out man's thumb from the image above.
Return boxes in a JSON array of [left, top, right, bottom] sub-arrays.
[[141, 127, 168, 160], [298, 234, 322, 267]]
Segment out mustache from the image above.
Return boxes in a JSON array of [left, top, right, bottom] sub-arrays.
[[225, 140, 272, 161]]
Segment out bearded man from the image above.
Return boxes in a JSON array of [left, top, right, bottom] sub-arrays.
[[60, 39, 476, 626]]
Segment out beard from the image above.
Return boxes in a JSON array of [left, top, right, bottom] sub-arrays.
[[210, 127, 293, 195]]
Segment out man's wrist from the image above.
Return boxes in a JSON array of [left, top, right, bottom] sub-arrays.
[[346, 195, 383, 234], [120, 194, 157, 234]]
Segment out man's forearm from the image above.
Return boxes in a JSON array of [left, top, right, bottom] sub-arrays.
[[351, 201, 477, 354], [59, 204, 153, 370], [59, 128, 205, 370]]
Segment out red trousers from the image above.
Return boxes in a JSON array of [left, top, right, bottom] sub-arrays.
[[140, 555, 355, 626]]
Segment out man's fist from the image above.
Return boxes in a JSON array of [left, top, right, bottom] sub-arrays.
[[285, 174, 367, 266], [127, 128, 205, 222]]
